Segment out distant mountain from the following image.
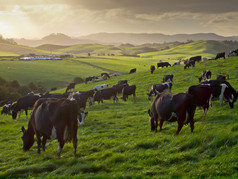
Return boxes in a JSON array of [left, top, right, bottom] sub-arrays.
[[79, 32, 238, 45], [14, 33, 95, 47]]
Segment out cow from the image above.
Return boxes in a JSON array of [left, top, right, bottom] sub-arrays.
[[11, 95, 41, 119], [93, 88, 118, 104], [157, 62, 171, 68], [20, 98, 87, 156], [201, 80, 237, 108], [93, 84, 108, 92], [184, 60, 195, 69], [101, 73, 110, 79], [187, 85, 212, 115], [162, 74, 173, 83], [68, 90, 94, 110], [1, 103, 12, 115], [148, 93, 196, 134], [173, 62, 180, 66], [189, 56, 202, 62], [148, 83, 172, 100], [85, 76, 96, 84], [198, 70, 212, 83], [129, 68, 136, 74], [215, 52, 225, 60], [121, 85, 136, 102], [228, 49, 238, 57], [150, 65, 155, 74], [65, 82, 75, 93]]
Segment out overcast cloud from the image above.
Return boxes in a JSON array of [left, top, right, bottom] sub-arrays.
[[0, 0, 238, 38]]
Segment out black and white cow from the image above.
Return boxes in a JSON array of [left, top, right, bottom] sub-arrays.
[[1, 103, 12, 115], [148, 93, 196, 134], [162, 74, 173, 83], [198, 70, 212, 83], [21, 98, 87, 156], [148, 83, 172, 100]]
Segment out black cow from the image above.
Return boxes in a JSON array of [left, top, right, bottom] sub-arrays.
[[187, 85, 212, 115], [94, 88, 118, 104], [201, 80, 237, 108], [112, 83, 129, 95], [150, 65, 155, 74], [157, 62, 171, 68], [129, 68, 136, 74], [65, 82, 75, 93], [184, 60, 195, 69], [11, 95, 41, 119], [198, 70, 212, 83], [148, 93, 196, 134], [122, 85, 136, 102], [148, 83, 172, 100], [21, 98, 87, 156], [215, 52, 225, 60], [162, 74, 173, 83], [189, 56, 202, 62], [69, 90, 94, 110], [173, 62, 181, 66]]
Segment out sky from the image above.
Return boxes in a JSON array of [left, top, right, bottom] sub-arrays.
[[0, 0, 238, 39]]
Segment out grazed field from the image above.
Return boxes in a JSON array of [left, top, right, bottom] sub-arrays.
[[0, 57, 237, 178]]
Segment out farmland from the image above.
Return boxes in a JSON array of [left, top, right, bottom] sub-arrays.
[[0, 55, 238, 177]]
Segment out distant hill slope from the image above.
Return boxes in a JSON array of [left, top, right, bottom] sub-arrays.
[[139, 40, 238, 60], [80, 32, 238, 45], [14, 33, 95, 47]]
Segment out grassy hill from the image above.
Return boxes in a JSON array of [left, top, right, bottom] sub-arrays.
[[139, 40, 238, 61], [0, 57, 238, 178]]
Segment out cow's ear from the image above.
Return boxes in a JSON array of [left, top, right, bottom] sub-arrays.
[[21, 126, 26, 133], [148, 109, 151, 116]]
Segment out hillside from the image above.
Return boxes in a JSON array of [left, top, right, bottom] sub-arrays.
[[0, 57, 238, 178], [139, 40, 238, 60]]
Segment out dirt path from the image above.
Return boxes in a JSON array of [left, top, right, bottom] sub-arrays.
[[72, 59, 127, 75]]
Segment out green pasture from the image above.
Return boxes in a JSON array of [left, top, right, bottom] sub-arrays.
[[0, 57, 238, 178], [0, 59, 107, 89]]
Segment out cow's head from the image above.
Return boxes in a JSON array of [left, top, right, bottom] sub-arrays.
[[77, 110, 88, 125], [21, 126, 34, 151], [148, 109, 156, 131]]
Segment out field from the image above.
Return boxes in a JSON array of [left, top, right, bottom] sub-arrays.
[[0, 56, 238, 177]]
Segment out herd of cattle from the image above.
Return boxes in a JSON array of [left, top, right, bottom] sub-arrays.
[[0, 51, 237, 156]]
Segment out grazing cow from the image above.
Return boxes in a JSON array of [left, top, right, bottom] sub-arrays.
[[187, 85, 212, 115], [69, 90, 94, 110], [215, 52, 225, 60], [201, 80, 237, 108], [148, 93, 196, 134], [162, 74, 173, 83], [101, 73, 110, 79], [122, 85, 136, 102], [93, 84, 108, 92], [94, 88, 118, 104], [112, 83, 129, 95], [189, 56, 202, 62], [150, 65, 155, 74], [228, 49, 238, 57], [21, 98, 87, 156], [148, 83, 172, 100], [173, 62, 180, 66], [184, 60, 195, 69], [51, 87, 57, 91], [85, 76, 97, 84], [157, 62, 171, 68], [11, 95, 40, 119], [198, 70, 212, 83], [65, 82, 75, 93], [129, 68, 136, 74], [1, 103, 12, 115]]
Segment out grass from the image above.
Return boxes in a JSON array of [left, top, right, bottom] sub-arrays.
[[0, 56, 238, 178]]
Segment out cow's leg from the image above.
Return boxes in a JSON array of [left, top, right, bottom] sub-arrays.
[[35, 131, 41, 154], [159, 120, 164, 132], [18, 111, 22, 119], [155, 118, 158, 132], [56, 130, 65, 156], [42, 136, 47, 151], [176, 120, 183, 135], [219, 84, 227, 107], [73, 133, 77, 156], [190, 119, 194, 132]]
